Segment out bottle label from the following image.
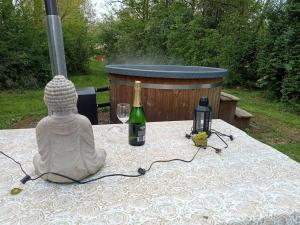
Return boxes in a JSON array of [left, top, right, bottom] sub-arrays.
[[129, 124, 145, 144]]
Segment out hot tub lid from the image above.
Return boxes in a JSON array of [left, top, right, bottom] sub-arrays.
[[106, 64, 228, 79]]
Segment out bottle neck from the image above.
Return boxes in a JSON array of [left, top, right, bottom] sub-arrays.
[[133, 86, 142, 107]]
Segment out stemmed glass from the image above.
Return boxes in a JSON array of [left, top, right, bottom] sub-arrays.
[[116, 103, 130, 132]]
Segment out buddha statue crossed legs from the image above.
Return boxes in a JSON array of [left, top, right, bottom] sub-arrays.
[[33, 75, 106, 183]]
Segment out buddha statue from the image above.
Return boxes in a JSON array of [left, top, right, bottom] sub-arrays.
[[33, 75, 106, 183]]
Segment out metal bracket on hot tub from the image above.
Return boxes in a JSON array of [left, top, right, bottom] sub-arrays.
[[110, 79, 222, 90]]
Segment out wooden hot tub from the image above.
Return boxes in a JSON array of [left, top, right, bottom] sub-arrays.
[[106, 65, 228, 123]]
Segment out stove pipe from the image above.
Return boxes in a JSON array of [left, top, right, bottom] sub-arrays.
[[44, 0, 68, 77]]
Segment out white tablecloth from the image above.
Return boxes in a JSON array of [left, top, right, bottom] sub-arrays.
[[0, 120, 300, 225]]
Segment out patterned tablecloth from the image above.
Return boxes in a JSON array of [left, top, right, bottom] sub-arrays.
[[0, 120, 300, 225]]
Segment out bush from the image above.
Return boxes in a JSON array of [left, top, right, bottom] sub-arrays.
[[0, 1, 51, 89], [0, 0, 95, 89], [256, 1, 300, 108]]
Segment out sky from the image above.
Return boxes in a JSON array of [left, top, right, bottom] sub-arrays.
[[91, 0, 111, 20]]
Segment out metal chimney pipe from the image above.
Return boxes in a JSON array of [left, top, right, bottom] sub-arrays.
[[44, 0, 68, 77]]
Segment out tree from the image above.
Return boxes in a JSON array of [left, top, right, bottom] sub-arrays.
[[281, 0, 300, 108], [0, 0, 50, 89], [96, 0, 299, 109], [0, 0, 96, 89]]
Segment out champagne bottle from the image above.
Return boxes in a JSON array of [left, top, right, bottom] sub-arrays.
[[129, 81, 146, 146]]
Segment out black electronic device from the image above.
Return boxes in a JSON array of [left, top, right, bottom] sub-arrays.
[[77, 87, 98, 125]]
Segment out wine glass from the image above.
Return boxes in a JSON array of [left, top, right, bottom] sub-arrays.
[[117, 103, 130, 132]]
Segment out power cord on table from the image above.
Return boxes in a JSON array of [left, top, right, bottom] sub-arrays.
[[0, 129, 233, 185], [185, 129, 234, 150], [0, 148, 202, 185]]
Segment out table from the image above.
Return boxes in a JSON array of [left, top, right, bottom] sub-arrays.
[[0, 120, 300, 225]]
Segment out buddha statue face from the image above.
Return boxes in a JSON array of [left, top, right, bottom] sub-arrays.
[[44, 75, 78, 115]]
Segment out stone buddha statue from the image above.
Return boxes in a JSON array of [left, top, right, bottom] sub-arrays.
[[33, 75, 106, 183]]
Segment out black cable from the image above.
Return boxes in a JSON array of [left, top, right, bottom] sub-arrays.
[[0, 151, 28, 176], [145, 148, 201, 172], [30, 172, 143, 184], [184, 128, 234, 154], [0, 150, 143, 184], [211, 129, 234, 141], [1, 129, 233, 185], [185, 129, 233, 149], [207, 145, 222, 153], [0, 147, 202, 185], [212, 132, 229, 148]]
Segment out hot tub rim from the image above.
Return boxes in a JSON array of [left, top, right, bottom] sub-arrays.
[[105, 64, 228, 79]]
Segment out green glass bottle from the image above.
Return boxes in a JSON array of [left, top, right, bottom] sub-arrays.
[[128, 81, 146, 146]]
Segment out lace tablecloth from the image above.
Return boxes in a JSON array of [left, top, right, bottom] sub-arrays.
[[0, 120, 300, 225]]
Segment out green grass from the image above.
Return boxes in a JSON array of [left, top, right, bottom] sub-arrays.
[[274, 144, 300, 162], [0, 62, 299, 162], [0, 90, 46, 129], [224, 89, 300, 129], [68, 60, 109, 103], [0, 60, 109, 129], [224, 88, 300, 162]]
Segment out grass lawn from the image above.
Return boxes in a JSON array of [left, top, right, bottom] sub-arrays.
[[224, 88, 300, 162], [0, 60, 109, 129], [0, 61, 299, 162]]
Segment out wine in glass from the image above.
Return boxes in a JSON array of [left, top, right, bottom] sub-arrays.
[[117, 103, 130, 131]]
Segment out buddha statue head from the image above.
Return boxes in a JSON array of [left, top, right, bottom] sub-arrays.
[[33, 75, 106, 183], [44, 75, 78, 115]]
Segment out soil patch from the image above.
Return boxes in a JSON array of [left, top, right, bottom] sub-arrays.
[[14, 116, 42, 129], [248, 113, 300, 145]]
